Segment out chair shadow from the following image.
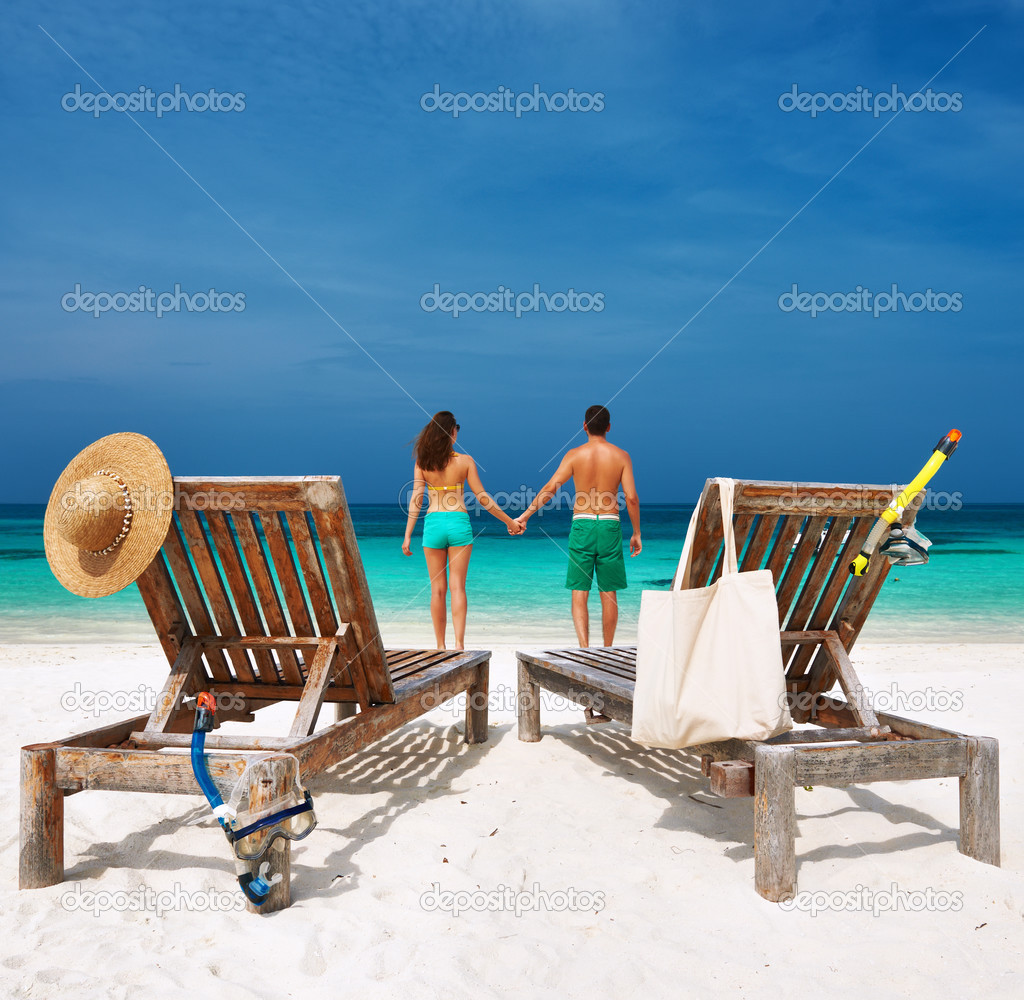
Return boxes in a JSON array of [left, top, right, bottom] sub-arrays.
[[65, 716, 502, 904], [303, 720, 506, 902], [534, 717, 961, 872]]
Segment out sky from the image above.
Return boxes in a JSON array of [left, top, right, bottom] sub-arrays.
[[2, 0, 1021, 504]]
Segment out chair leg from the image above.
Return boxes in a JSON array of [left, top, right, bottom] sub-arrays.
[[753, 746, 797, 902], [20, 745, 64, 889], [244, 756, 293, 914], [334, 701, 358, 722], [959, 736, 1000, 866], [517, 659, 541, 742], [465, 661, 489, 744]]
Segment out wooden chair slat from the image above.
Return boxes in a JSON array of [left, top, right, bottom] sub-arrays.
[[135, 549, 186, 667], [173, 477, 323, 513], [388, 651, 462, 681], [161, 519, 232, 681], [773, 515, 828, 627], [784, 517, 849, 635], [177, 510, 257, 683], [730, 481, 896, 516], [310, 507, 393, 705], [763, 516, 803, 587], [556, 649, 638, 680], [385, 650, 426, 669], [829, 544, 892, 649], [202, 511, 279, 683], [230, 512, 301, 684], [259, 512, 316, 639], [285, 512, 338, 635], [709, 511, 756, 584], [739, 514, 779, 573], [788, 517, 872, 680], [687, 483, 724, 589], [574, 647, 637, 670], [781, 518, 850, 674]]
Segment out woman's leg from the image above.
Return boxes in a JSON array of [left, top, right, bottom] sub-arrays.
[[424, 546, 449, 649], [447, 544, 472, 650]]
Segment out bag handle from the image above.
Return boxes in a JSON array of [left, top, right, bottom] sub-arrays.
[[671, 478, 737, 589], [718, 478, 738, 576]]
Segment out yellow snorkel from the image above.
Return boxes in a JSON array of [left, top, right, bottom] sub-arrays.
[[849, 428, 962, 577]]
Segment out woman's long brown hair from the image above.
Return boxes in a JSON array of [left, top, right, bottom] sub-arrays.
[[414, 411, 457, 472]]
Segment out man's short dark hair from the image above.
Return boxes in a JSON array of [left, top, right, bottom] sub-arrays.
[[584, 404, 610, 435]]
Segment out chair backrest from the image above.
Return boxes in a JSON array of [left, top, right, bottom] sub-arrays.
[[135, 476, 394, 705], [683, 479, 916, 696]]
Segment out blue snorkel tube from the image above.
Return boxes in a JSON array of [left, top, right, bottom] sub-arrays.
[[190, 692, 281, 906]]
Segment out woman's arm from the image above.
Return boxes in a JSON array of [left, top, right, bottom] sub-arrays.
[[465, 457, 520, 533], [402, 465, 426, 555]]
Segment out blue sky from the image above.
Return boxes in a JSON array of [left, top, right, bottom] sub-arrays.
[[2, 0, 1021, 504]]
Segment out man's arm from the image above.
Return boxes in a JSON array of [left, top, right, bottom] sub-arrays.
[[517, 452, 574, 527], [621, 453, 641, 556]]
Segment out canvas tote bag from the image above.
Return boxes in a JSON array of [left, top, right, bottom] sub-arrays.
[[631, 478, 793, 749]]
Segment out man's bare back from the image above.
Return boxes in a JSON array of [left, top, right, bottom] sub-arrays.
[[564, 438, 635, 516]]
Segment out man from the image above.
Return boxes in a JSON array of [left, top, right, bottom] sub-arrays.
[[516, 405, 640, 646]]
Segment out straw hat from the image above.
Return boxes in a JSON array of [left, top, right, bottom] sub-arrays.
[[44, 433, 173, 598]]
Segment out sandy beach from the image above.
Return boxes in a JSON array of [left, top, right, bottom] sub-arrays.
[[2, 638, 1022, 999]]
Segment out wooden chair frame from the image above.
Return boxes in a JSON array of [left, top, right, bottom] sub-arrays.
[[516, 479, 999, 900], [20, 476, 490, 911]]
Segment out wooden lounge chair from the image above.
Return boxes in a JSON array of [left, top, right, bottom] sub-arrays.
[[516, 479, 999, 900], [20, 476, 490, 911]]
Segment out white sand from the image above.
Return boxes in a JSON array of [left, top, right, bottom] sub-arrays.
[[1, 639, 1023, 999]]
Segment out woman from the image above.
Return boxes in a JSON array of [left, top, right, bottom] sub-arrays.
[[402, 411, 520, 649]]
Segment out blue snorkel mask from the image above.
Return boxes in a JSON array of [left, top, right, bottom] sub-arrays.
[[190, 692, 317, 905]]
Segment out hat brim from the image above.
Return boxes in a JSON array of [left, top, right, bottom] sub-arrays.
[[44, 432, 174, 598]]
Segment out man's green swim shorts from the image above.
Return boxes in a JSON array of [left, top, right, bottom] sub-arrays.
[[565, 514, 628, 592]]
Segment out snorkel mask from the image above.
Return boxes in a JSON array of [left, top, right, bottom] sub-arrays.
[[190, 692, 317, 904]]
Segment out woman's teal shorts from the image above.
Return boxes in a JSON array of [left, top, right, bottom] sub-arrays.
[[423, 511, 474, 549]]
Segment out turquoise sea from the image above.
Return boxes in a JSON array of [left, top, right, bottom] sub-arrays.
[[1, 503, 1022, 645]]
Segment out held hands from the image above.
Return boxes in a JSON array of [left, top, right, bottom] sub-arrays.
[[630, 533, 642, 556], [514, 514, 529, 534], [506, 518, 524, 536]]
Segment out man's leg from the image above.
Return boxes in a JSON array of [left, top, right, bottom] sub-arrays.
[[571, 590, 590, 647], [599, 590, 618, 646]]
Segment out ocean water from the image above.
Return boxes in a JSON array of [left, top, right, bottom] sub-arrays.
[[1, 503, 1022, 645]]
